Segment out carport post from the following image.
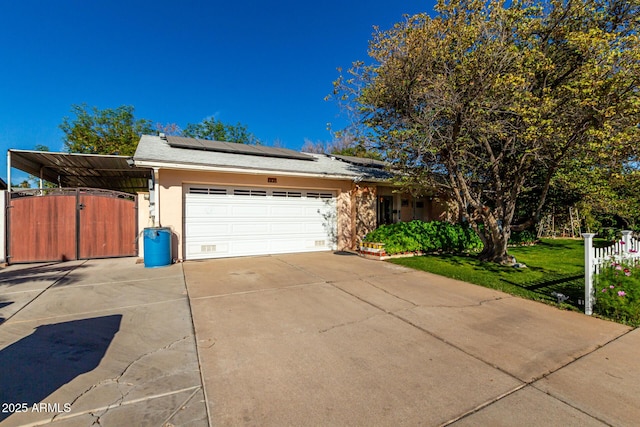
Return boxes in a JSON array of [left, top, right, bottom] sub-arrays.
[[6, 150, 11, 191]]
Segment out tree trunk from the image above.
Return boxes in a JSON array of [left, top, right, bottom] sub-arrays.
[[476, 212, 511, 264]]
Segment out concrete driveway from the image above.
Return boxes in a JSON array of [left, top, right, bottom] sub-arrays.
[[0, 258, 207, 426], [1, 252, 639, 426], [184, 252, 640, 426]]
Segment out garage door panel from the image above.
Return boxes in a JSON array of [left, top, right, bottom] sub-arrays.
[[184, 202, 227, 214], [231, 240, 270, 254], [270, 206, 307, 216], [186, 242, 230, 257], [185, 222, 231, 235], [305, 223, 330, 234], [231, 222, 272, 234], [184, 186, 337, 260], [232, 204, 270, 217], [271, 223, 305, 233], [185, 205, 230, 218], [269, 239, 309, 252]]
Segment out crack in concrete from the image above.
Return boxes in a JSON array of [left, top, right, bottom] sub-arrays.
[[57, 335, 190, 423], [359, 276, 513, 311], [95, 335, 190, 420], [318, 313, 385, 334], [202, 338, 216, 349], [424, 295, 512, 310], [357, 278, 420, 308]]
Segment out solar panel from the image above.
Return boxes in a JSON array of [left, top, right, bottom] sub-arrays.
[[331, 154, 387, 169], [166, 136, 315, 161]]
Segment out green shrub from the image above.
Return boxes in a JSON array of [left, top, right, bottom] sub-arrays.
[[594, 259, 640, 327], [363, 220, 482, 254]]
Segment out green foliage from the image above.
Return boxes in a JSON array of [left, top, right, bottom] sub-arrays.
[[508, 229, 538, 246], [594, 260, 640, 327], [60, 104, 154, 156], [363, 220, 482, 254], [553, 164, 640, 234], [183, 117, 259, 144], [333, 0, 640, 263]]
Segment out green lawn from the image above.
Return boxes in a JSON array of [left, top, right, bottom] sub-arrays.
[[389, 238, 586, 310]]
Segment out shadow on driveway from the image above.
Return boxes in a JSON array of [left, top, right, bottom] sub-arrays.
[[0, 262, 89, 288], [0, 314, 122, 422], [0, 301, 12, 325]]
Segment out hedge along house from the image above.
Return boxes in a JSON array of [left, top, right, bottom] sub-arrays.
[[132, 134, 455, 261]]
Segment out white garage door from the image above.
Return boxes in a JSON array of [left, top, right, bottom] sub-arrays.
[[184, 186, 337, 259]]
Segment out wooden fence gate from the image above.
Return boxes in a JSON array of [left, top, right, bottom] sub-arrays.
[[6, 188, 137, 264]]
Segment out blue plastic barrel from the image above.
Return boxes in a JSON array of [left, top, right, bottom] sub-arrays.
[[143, 227, 172, 268]]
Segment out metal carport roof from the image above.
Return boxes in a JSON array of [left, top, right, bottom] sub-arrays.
[[8, 149, 152, 193]]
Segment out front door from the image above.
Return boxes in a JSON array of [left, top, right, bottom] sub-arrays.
[[377, 196, 393, 226]]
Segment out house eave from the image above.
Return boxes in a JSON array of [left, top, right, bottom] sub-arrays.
[[133, 158, 390, 183]]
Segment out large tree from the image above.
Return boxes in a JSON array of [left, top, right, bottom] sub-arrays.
[[334, 0, 639, 262], [301, 132, 382, 159], [183, 117, 260, 144], [60, 104, 154, 156]]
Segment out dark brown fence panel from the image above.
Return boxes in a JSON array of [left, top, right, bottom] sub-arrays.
[[78, 191, 137, 259], [8, 192, 77, 263]]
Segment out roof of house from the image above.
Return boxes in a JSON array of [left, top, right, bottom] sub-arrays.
[[133, 135, 393, 182], [330, 154, 387, 169]]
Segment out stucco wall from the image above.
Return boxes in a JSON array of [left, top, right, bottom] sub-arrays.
[[155, 168, 357, 260], [137, 193, 151, 258]]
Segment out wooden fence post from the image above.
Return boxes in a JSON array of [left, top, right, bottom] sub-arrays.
[[582, 233, 596, 315]]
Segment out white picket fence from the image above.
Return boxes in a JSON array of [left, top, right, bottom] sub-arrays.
[[583, 230, 640, 315]]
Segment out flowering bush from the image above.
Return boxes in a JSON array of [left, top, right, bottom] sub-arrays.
[[594, 259, 640, 326]]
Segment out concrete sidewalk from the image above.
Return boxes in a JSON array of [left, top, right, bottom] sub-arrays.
[[0, 258, 207, 426], [185, 252, 639, 426]]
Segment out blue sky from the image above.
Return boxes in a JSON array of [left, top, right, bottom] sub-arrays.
[[0, 0, 434, 184]]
